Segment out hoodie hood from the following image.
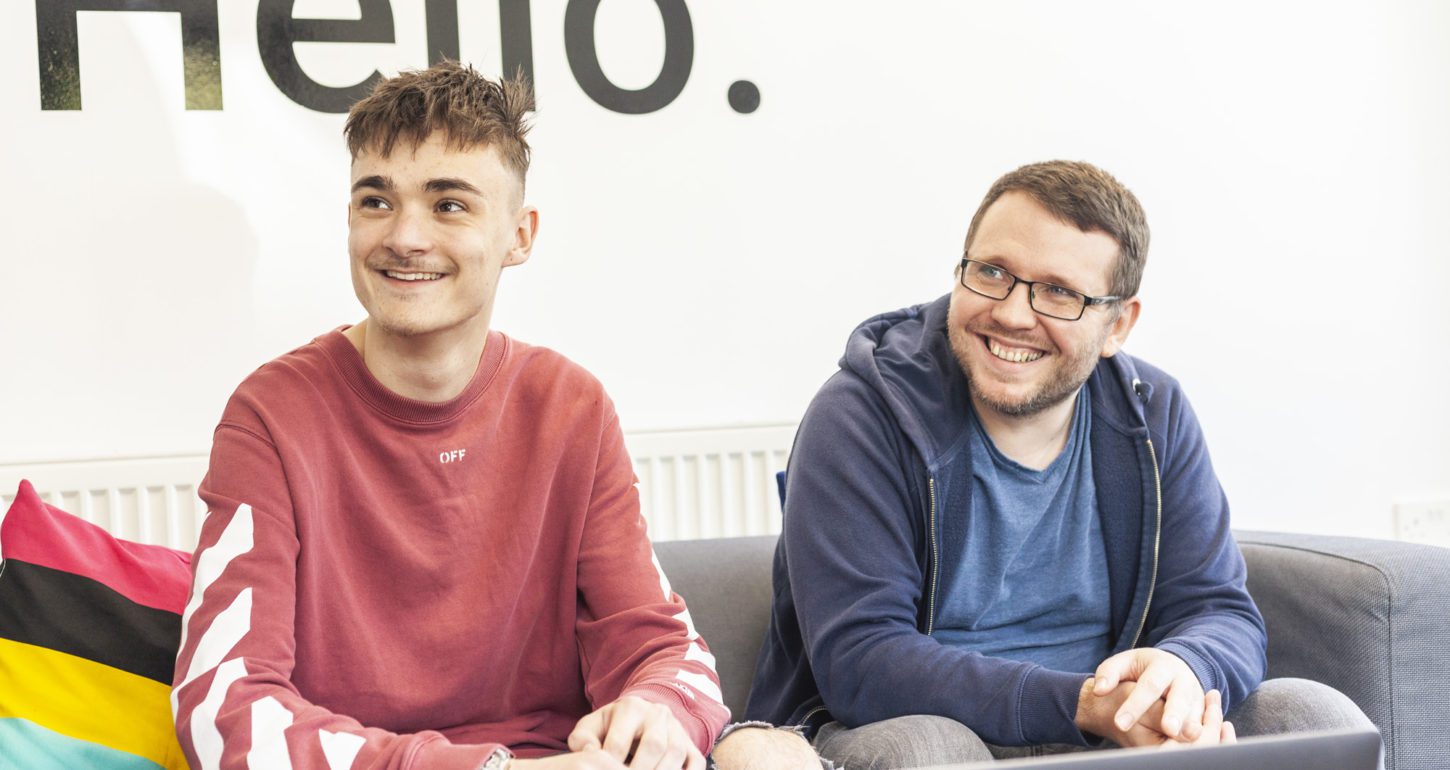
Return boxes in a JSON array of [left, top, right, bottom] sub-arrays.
[[841, 294, 1153, 471]]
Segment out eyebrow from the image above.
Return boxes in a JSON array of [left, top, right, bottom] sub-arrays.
[[423, 177, 483, 196], [351, 175, 392, 193], [1030, 269, 1081, 290], [349, 176, 484, 197], [971, 254, 1090, 292]]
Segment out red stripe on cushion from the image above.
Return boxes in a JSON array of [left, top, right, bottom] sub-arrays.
[[2, 481, 192, 614]]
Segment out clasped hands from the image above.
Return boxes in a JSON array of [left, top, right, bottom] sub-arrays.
[[1075, 648, 1236, 749]]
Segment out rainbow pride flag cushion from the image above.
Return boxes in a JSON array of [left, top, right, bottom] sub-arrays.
[[0, 479, 193, 769]]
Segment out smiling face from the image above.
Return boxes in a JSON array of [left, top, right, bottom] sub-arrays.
[[948, 191, 1139, 420], [347, 132, 536, 346]]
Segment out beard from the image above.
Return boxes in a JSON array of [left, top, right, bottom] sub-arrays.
[[947, 320, 1106, 419]]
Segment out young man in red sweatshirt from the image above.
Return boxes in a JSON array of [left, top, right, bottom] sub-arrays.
[[171, 62, 814, 770]]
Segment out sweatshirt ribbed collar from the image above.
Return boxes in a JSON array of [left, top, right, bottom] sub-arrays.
[[316, 327, 508, 425]]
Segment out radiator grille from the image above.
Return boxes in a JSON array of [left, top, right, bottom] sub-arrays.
[[0, 424, 794, 550], [0, 456, 207, 551], [629, 424, 793, 541]]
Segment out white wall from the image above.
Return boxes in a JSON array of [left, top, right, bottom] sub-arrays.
[[2, 1, 1446, 539]]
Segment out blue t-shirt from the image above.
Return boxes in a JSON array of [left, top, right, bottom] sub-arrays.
[[930, 392, 1113, 673]]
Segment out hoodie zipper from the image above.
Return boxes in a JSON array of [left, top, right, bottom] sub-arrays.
[[800, 705, 829, 729], [1128, 438, 1163, 648], [926, 476, 940, 635]]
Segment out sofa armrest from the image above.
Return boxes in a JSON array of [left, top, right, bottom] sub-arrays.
[[1236, 530, 1450, 770]]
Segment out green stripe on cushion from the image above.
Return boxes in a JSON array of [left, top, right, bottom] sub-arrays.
[[0, 718, 167, 770], [0, 559, 181, 684], [0, 638, 187, 769]]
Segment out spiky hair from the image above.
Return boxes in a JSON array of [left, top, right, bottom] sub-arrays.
[[344, 61, 535, 182]]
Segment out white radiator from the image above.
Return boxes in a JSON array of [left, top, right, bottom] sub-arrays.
[[628, 424, 794, 542], [0, 424, 795, 551], [0, 455, 209, 552]]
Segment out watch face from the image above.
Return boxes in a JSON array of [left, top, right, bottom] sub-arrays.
[[482, 748, 513, 769]]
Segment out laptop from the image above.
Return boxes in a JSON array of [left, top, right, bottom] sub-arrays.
[[920, 729, 1383, 770]]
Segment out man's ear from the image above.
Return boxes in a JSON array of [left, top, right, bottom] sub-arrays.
[[504, 206, 539, 267], [1099, 297, 1141, 358]]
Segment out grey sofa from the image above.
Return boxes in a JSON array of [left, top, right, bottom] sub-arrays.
[[655, 532, 1450, 770]]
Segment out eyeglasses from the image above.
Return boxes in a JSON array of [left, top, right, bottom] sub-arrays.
[[958, 258, 1120, 321]]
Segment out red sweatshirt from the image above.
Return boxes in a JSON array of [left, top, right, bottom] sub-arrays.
[[173, 329, 729, 769]]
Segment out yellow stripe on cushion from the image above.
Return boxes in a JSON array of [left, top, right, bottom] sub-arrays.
[[0, 637, 187, 770]]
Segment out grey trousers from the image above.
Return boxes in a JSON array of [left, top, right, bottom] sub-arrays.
[[811, 678, 1376, 769]]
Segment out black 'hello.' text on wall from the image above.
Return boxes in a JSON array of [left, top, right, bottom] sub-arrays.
[[33, 0, 760, 114]]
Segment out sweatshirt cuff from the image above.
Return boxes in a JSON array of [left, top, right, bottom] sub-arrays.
[[1017, 667, 1093, 747], [1154, 642, 1220, 705], [623, 682, 721, 755], [411, 737, 506, 770]]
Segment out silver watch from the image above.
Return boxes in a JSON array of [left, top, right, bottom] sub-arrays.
[[480, 747, 513, 770]]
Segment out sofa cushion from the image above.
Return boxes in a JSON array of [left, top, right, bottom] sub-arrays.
[[0, 480, 192, 770]]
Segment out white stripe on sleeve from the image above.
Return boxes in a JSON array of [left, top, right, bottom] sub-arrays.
[[191, 658, 249, 770], [649, 550, 673, 601], [673, 608, 701, 641], [248, 696, 297, 769], [684, 640, 718, 671], [674, 669, 726, 706], [179, 504, 256, 663], [320, 730, 366, 770], [181, 587, 254, 689]]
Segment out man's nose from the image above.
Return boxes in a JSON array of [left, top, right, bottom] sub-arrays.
[[991, 281, 1038, 329], [383, 206, 432, 257]]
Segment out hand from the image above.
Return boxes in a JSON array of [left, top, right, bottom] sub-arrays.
[[1077, 679, 1235, 749], [1093, 648, 1205, 740], [514, 749, 628, 769], [1158, 690, 1237, 750], [1076, 677, 1174, 748], [567, 695, 705, 770]]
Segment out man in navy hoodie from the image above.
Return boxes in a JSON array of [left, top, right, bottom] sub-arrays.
[[746, 161, 1372, 767]]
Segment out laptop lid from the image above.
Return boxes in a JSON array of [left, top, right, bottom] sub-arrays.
[[921, 728, 1382, 770]]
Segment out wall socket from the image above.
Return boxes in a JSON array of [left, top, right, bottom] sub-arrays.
[[1394, 500, 1450, 546]]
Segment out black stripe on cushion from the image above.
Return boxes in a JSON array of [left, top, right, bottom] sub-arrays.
[[0, 559, 182, 685]]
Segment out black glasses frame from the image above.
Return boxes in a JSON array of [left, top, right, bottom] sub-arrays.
[[958, 258, 1121, 322]]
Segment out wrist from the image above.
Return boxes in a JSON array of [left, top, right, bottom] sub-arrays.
[[1074, 677, 1101, 735]]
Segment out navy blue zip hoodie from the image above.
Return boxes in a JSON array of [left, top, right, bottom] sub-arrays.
[[745, 295, 1267, 746]]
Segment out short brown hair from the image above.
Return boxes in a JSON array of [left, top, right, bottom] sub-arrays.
[[344, 61, 534, 182], [963, 161, 1149, 299]]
